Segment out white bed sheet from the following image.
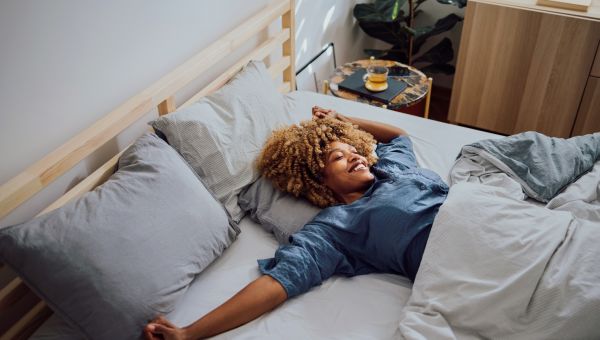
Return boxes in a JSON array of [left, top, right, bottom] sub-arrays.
[[31, 91, 500, 339]]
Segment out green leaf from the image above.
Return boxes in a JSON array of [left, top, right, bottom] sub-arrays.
[[358, 20, 407, 45], [402, 23, 435, 38], [400, 22, 418, 36], [382, 44, 411, 63], [412, 13, 462, 54], [354, 0, 407, 22], [413, 37, 454, 64], [391, 0, 400, 20]]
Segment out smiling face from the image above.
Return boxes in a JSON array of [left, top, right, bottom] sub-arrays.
[[321, 141, 375, 203]]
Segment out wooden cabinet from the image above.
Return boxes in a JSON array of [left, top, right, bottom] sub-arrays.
[[449, 0, 600, 137], [573, 77, 600, 135]]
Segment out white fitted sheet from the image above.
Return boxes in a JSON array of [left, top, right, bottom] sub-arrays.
[[31, 91, 500, 339]]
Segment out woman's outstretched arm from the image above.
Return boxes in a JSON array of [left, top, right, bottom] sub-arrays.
[[312, 106, 407, 143], [145, 275, 287, 340]]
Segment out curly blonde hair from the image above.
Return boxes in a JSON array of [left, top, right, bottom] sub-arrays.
[[257, 117, 377, 208]]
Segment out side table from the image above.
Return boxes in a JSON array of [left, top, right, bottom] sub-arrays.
[[327, 59, 432, 118]]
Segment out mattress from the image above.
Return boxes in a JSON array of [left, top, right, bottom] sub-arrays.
[[31, 91, 500, 339]]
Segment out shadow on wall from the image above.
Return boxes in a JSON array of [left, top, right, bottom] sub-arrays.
[[295, 0, 384, 93]]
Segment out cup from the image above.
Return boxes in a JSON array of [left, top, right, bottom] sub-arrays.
[[364, 65, 389, 92]]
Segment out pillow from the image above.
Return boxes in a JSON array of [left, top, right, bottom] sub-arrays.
[[151, 60, 295, 222], [239, 176, 320, 244], [0, 133, 237, 340]]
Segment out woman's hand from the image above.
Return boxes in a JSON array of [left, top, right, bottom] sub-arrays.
[[144, 316, 188, 340], [312, 106, 347, 122], [312, 106, 406, 142]]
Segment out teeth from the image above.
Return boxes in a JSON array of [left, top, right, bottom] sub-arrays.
[[352, 164, 366, 172]]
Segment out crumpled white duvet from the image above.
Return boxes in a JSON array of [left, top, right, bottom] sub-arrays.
[[399, 162, 600, 339]]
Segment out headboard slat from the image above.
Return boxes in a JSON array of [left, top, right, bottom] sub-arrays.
[[157, 96, 176, 116], [0, 278, 22, 306], [38, 149, 127, 217], [180, 28, 291, 110], [0, 0, 290, 222], [282, 0, 296, 90], [268, 56, 291, 79], [1, 300, 50, 340]]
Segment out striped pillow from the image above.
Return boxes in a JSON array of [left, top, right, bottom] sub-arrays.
[[152, 61, 295, 222]]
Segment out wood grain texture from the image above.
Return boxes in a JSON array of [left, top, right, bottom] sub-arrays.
[[472, 0, 600, 20], [591, 46, 600, 77], [282, 0, 296, 90], [536, 0, 592, 13], [449, 1, 600, 137], [157, 96, 176, 116], [572, 77, 600, 135]]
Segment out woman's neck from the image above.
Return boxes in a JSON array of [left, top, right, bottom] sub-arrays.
[[336, 179, 375, 204], [339, 191, 366, 205]]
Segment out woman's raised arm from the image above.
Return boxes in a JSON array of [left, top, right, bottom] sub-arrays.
[[312, 106, 407, 143]]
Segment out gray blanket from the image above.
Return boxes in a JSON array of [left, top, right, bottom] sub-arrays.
[[450, 131, 600, 202], [398, 131, 600, 339]]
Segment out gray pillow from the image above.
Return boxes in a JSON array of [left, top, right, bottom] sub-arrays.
[[151, 61, 295, 222], [0, 133, 237, 340], [239, 176, 320, 244]]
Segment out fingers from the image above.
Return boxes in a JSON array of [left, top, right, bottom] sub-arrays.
[[144, 326, 159, 340], [155, 316, 176, 328], [312, 106, 337, 120], [312, 106, 332, 114], [145, 316, 177, 338], [146, 323, 174, 335]]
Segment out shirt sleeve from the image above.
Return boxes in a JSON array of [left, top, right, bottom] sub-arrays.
[[374, 135, 418, 171], [257, 223, 354, 298]]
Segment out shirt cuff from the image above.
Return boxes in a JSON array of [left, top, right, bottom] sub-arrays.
[[257, 258, 297, 298]]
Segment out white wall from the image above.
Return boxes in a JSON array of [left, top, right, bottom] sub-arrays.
[[0, 0, 375, 227], [294, 0, 375, 70]]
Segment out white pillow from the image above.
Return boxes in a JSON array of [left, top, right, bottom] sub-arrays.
[[152, 61, 295, 222]]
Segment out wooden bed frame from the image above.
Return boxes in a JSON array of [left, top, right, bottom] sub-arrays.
[[0, 1, 295, 338]]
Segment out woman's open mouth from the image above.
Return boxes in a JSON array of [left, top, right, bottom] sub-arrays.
[[349, 162, 368, 173]]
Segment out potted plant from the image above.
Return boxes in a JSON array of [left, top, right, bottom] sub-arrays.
[[353, 0, 466, 75]]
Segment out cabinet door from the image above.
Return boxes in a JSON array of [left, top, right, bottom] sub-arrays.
[[572, 77, 600, 136], [449, 1, 600, 137]]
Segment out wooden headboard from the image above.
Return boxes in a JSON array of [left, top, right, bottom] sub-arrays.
[[0, 0, 295, 338]]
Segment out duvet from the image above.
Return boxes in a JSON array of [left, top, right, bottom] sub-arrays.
[[399, 132, 600, 339]]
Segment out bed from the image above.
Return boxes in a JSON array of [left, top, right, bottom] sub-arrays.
[[2, 0, 599, 339], [24, 91, 499, 340]]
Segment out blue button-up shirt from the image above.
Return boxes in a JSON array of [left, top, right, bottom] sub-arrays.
[[258, 136, 448, 298]]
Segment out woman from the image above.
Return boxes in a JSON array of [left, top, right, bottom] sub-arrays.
[[145, 107, 448, 340]]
